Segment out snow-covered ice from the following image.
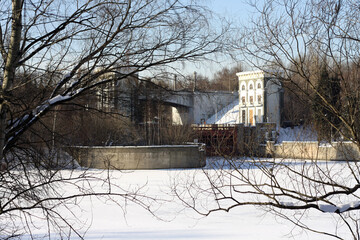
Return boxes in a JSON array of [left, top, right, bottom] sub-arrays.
[[11, 159, 357, 240]]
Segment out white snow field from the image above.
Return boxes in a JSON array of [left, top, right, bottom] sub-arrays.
[[13, 159, 358, 240]]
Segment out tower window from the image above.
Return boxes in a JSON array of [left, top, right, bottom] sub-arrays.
[[250, 96, 254, 104], [242, 96, 246, 105], [249, 84, 253, 90]]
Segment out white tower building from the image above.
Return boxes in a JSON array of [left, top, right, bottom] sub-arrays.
[[237, 70, 283, 127]]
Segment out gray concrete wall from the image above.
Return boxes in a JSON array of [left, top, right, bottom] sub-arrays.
[[170, 91, 238, 125], [68, 144, 206, 170], [265, 141, 360, 161]]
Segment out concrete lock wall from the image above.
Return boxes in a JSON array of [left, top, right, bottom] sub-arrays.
[[69, 144, 206, 170], [266, 141, 360, 161]]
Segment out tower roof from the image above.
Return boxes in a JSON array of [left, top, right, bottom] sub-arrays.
[[236, 70, 281, 81]]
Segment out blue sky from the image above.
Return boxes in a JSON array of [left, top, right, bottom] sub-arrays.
[[208, 0, 251, 23], [182, 0, 256, 78], [144, 1, 260, 79]]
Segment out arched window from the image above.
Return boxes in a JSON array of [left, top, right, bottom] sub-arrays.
[[249, 84, 253, 90], [241, 85, 245, 90], [257, 83, 261, 89]]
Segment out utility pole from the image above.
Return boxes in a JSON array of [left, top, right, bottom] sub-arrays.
[[193, 71, 197, 92], [229, 76, 231, 91], [173, 74, 177, 91]]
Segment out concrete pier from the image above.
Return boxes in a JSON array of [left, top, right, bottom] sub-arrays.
[[69, 144, 206, 170]]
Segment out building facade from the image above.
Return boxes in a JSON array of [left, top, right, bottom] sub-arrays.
[[237, 70, 283, 127]]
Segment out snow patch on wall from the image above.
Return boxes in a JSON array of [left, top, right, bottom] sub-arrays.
[[206, 98, 240, 124], [277, 126, 318, 142]]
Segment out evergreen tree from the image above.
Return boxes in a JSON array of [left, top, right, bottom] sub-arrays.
[[313, 64, 341, 142], [329, 73, 341, 138]]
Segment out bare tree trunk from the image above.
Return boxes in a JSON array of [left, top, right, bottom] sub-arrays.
[[0, 104, 7, 161], [0, 0, 22, 161]]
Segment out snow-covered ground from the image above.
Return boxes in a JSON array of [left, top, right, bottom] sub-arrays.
[[13, 158, 355, 240]]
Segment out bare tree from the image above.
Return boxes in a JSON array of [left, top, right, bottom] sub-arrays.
[[175, 1, 360, 239], [0, 0, 229, 238], [176, 64, 243, 91], [211, 63, 242, 91]]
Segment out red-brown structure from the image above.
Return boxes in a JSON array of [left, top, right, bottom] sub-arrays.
[[193, 123, 276, 157]]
